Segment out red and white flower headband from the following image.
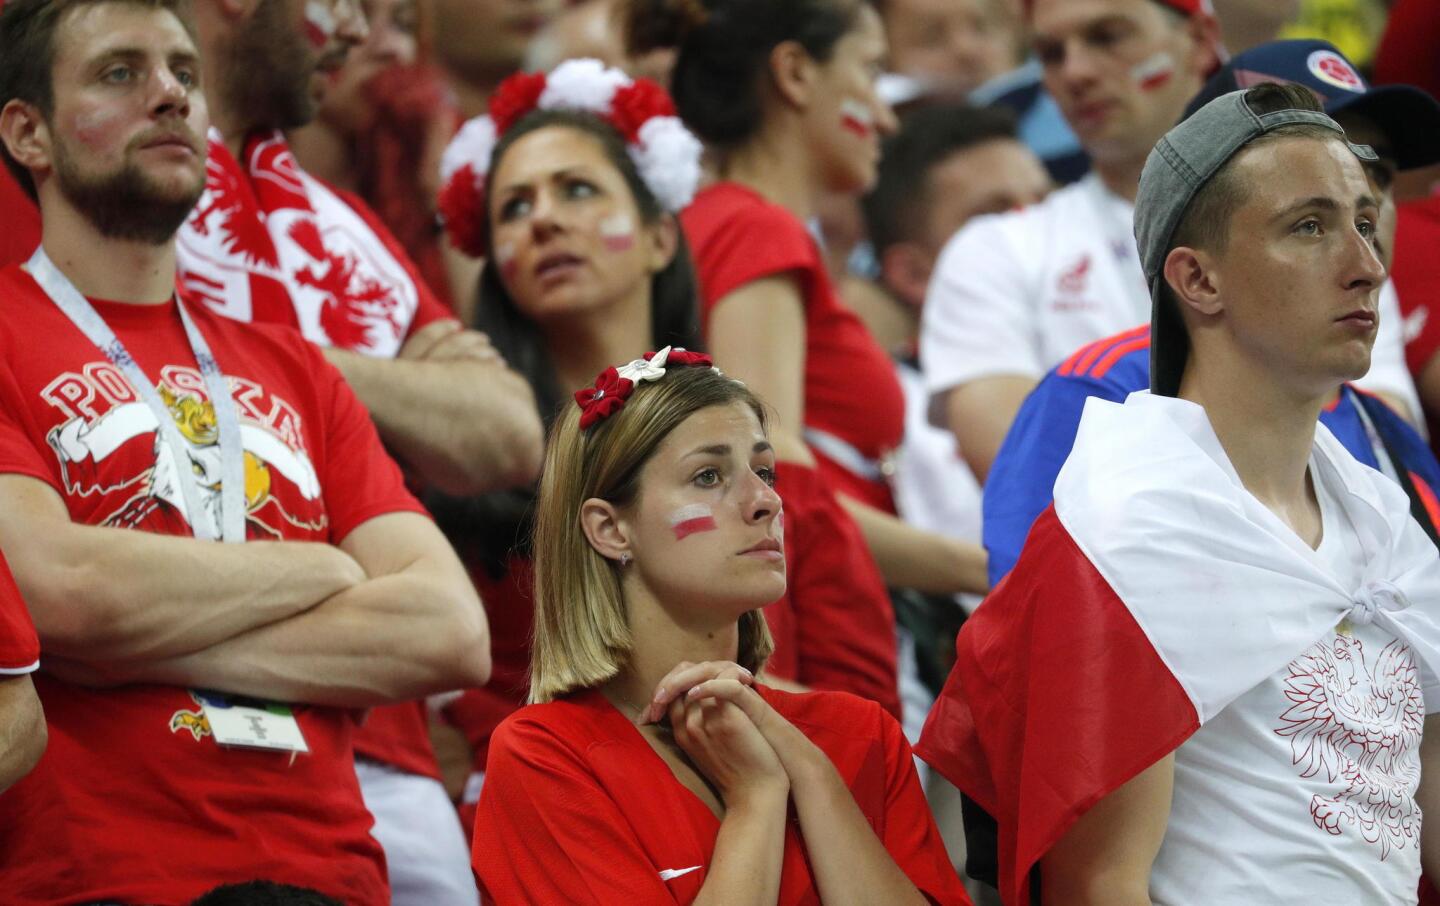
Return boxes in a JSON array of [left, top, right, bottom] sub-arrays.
[[437, 58, 704, 257], [575, 346, 718, 429]]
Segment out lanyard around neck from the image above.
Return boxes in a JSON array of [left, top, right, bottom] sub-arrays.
[[26, 247, 246, 543]]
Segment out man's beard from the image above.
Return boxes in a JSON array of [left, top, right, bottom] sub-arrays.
[[53, 138, 205, 246], [222, 0, 319, 131]]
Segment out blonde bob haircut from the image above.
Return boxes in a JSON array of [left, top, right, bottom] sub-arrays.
[[529, 365, 776, 703]]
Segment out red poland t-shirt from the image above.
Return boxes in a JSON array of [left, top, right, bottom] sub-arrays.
[[0, 167, 41, 269], [0, 551, 39, 676], [0, 264, 426, 905]]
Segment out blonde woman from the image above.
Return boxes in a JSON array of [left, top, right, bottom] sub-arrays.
[[471, 352, 968, 905]]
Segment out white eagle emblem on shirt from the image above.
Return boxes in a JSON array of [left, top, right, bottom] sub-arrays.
[[1274, 632, 1424, 859]]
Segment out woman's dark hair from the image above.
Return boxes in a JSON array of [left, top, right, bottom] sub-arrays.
[[624, 0, 865, 149], [427, 108, 702, 576]]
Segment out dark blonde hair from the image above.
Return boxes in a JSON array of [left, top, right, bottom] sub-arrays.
[[529, 365, 775, 703]]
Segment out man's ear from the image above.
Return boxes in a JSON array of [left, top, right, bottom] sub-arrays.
[[216, 0, 254, 19], [0, 99, 51, 179], [879, 241, 934, 310], [643, 213, 680, 276], [1164, 245, 1223, 317], [767, 39, 817, 111], [580, 497, 632, 563]]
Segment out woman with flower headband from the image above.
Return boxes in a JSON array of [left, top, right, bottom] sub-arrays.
[[624, 4, 991, 610], [471, 351, 969, 904], [430, 60, 779, 825]]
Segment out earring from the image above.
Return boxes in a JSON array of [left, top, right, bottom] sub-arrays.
[[619, 553, 632, 567]]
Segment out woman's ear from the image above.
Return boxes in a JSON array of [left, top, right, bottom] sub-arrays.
[[643, 214, 680, 275], [579, 497, 632, 563], [1164, 245, 1223, 318], [767, 39, 816, 110]]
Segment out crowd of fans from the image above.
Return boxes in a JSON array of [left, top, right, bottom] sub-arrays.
[[0, 0, 1437, 903]]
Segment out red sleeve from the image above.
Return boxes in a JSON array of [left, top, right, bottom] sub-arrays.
[[0, 360, 62, 494], [0, 552, 38, 675], [777, 461, 899, 717], [876, 707, 971, 905], [331, 186, 456, 337], [687, 194, 820, 316], [307, 340, 429, 542], [0, 169, 41, 269], [1374, 0, 1440, 98], [472, 716, 681, 905], [1392, 198, 1440, 375]]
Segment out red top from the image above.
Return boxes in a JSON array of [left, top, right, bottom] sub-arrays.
[[1374, 0, 1440, 100], [1393, 196, 1440, 377], [0, 265, 426, 905], [445, 554, 802, 836], [473, 685, 970, 905], [682, 182, 905, 512], [0, 552, 38, 675], [0, 168, 40, 269]]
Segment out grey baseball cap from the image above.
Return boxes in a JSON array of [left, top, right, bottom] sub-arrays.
[[1136, 89, 1377, 396]]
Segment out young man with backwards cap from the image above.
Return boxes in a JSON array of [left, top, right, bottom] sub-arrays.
[[981, 38, 1440, 588], [919, 0, 1423, 485], [918, 82, 1440, 905]]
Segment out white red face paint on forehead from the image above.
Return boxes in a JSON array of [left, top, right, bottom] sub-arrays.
[[598, 212, 636, 253], [669, 503, 718, 541], [839, 98, 875, 140], [1132, 51, 1175, 92], [304, 1, 337, 50]]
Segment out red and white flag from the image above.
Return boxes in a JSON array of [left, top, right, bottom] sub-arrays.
[[918, 392, 1440, 906]]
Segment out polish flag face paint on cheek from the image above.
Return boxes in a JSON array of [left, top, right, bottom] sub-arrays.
[[1132, 51, 1175, 92], [669, 503, 718, 541], [599, 213, 636, 253], [304, 1, 337, 50], [839, 98, 875, 140], [494, 241, 518, 283]]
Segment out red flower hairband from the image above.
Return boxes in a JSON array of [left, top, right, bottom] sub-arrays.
[[575, 347, 716, 429], [437, 59, 704, 258]]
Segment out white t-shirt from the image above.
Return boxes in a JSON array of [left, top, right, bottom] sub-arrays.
[[1150, 460, 1428, 905], [920, 172, 1421, 425]]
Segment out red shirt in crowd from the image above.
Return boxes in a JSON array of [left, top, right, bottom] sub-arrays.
[[0, 552, 38, 676], [176, 129, 456, 778], [682, 183, 899, 715], [472, 686, 969, 905], [0, 168, 41, 269], [683, 182, 906, 512], [0, 265, 425, 905]]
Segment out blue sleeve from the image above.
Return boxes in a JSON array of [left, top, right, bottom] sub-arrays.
[[982, 374, 1126, 587]]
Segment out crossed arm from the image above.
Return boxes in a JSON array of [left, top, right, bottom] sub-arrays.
[[0, 473, 491, 707], [324, 319, 545, 496]]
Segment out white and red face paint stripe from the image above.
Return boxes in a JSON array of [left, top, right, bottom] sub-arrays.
[[669, 504, 717, 541], [840, 98, 875, 140], [304, 1, 337, 50], [1131, 52, 1176, 92]]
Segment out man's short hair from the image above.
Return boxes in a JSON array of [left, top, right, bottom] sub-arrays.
[[861, 103, 1019, 255], [190, 880, 343, 906], [0, 0, 195, 201], [1167, 83, 1333, 260]]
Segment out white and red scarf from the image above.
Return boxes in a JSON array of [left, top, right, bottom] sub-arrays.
[[176, 129, 422, 357], [918, 391, 1440, 906]]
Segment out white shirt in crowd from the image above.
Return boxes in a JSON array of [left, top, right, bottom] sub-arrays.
[[1151, 458, 1428, 905], [920, 173, 1421, 429]]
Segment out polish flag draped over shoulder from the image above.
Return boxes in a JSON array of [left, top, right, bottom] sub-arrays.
[[917, 391, 1440, 906]]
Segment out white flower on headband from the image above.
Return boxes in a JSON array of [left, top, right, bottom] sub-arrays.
[[630, 117, 705, 212], [617, 346, 674, 383], [539, 58, 631, 115]]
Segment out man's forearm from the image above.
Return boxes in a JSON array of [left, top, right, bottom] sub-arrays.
[[129, 563, 492, 707], [9, 518, 362, 663], [840, 496, 989, 595], [324, 348, 544, 495]]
